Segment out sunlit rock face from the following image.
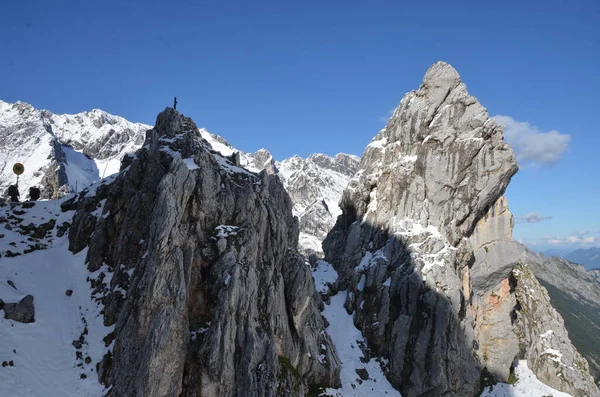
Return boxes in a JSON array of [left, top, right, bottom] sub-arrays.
[[323, 61, 598, 396]]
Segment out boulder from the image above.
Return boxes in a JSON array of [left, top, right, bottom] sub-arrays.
[[3, 295, 35, 323]]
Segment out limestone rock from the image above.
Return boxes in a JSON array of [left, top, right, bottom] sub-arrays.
[[512, 263, 599, 396], [68, 108, 340, 397], [323, 61, 598, 396]]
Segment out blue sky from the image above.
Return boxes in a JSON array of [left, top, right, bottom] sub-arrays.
[[1, 0, 598, 252]]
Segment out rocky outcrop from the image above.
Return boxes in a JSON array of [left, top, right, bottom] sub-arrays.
[[591, 269, 600, 283], [323, 61, 598, 396], [2, 294, 35, 323], [67, 108, 340, 396], [518, 250, 600, 381], [467, 199, 599, 395], [511, 263, 598, 396], [468, 196, 522, 381]]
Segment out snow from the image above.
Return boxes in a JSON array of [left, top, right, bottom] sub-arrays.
[[390, 218, 452, 274], [215, 225, 241, 238], [367, 137, 388, 149], [61, 146, 100, 193], [541, 348, 563, 363], [311, 261, 400, 395], [0, 200, 112, 397], [356, 249, 387, 272], [298, 232, 322, 254], [213, 154, 257, 177], [322, 292, 402, 397], [480, 360, 572, 397], [312, 260, 338, 294], [540, 330, 554, 338], [356, 252, 373, 271], [183, 157, 199, 170]]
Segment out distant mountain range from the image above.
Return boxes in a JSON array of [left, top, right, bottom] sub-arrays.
[[566, 247, 600, 270], [541, 246, 600, 270]]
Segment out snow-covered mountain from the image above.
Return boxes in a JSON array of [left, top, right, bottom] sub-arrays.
[[0, 100, 150, 199], [0, 99, 359, 255], [1, 62, 597, 396], [0, 103, 581, 397]]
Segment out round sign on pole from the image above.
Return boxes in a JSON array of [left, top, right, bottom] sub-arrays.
[[13, 163, 24, 175]]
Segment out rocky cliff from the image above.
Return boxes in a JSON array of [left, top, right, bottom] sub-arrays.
[[65, 108, 340, 396], [323, 61, 599, 396], [518, 251, 600, 381]]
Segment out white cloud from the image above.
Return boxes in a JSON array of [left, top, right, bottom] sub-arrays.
[[571, 231, 589, 237], [494, 115, 571, 166], [518, 212, 552, 223], [540, 234, 597, 246]]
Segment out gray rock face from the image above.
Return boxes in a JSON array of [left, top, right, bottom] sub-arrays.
[[519, 249, 600, 380], [468, 203, 600, 395], [2, 294, 35, 323], [338, 62, 518, 248], [468, 197, 522, 381], [68, 108, 340, 396], [323, 61, 598, 396], [512, 263, 598, 396], [468, 196, 522, 294], [591, 269, 600, 283]]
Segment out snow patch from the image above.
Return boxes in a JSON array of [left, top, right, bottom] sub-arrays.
[[480, 360, 572, 397], [322, 292, 401, 396], [183, 157, 199, 170], [312, 260, 339, 294]]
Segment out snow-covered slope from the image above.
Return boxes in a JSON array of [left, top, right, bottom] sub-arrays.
[[0, 100, 150, 199], [480, 360, 572, 397], [277, 154, 359, 255], [0, 197, 113, 397]]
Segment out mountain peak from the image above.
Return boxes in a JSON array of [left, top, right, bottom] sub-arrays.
[[423, 60, 461, 85]]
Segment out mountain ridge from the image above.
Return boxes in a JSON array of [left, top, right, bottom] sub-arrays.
[[1, 61, 598, 396]]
